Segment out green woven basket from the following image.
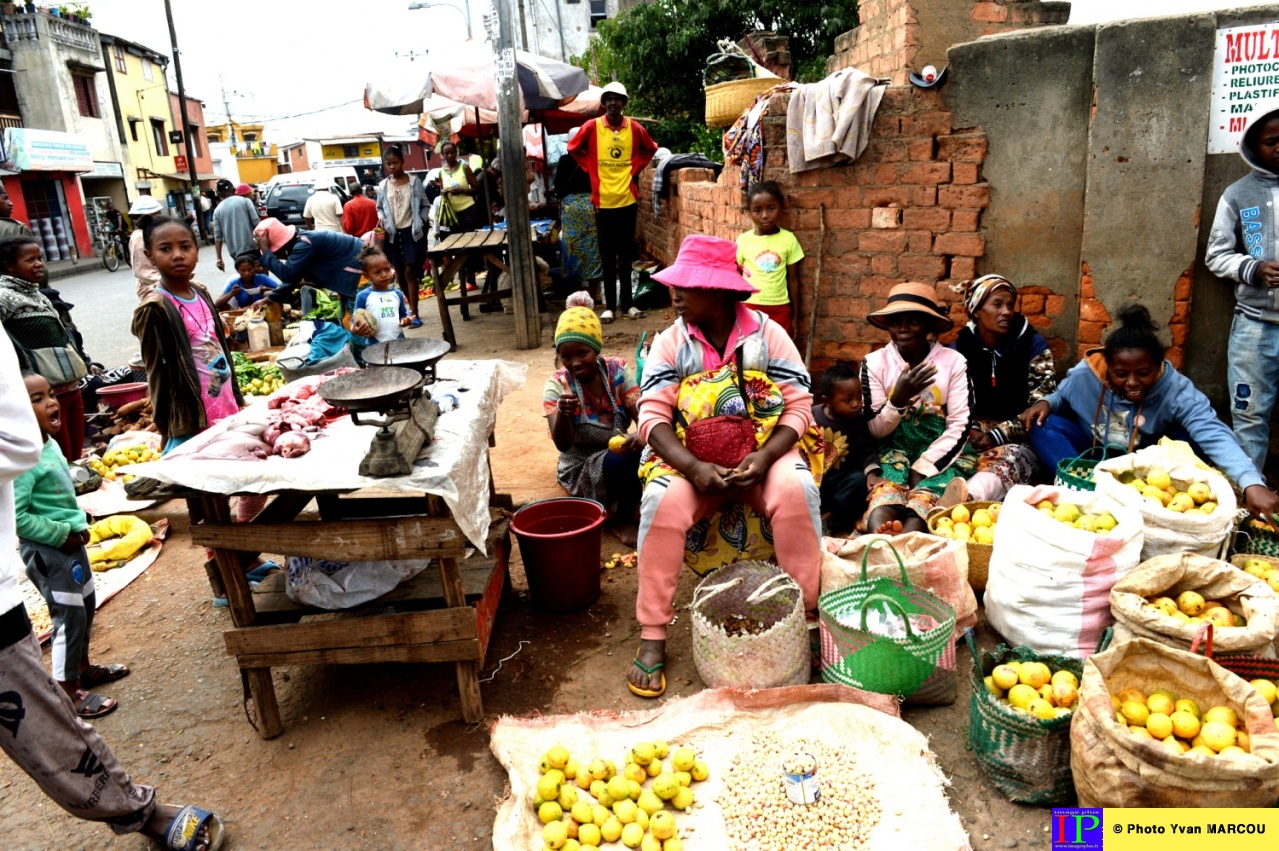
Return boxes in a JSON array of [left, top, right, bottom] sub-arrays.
[[1054, 447, 1110, 492], [819, 540, 957, 704], [966, 631, 1084, 805], [1231, 510, 1279, 559]]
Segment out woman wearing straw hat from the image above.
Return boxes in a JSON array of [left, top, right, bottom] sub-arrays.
[[861, 282, 977, 534], [949, 274, 1057, 500], [629, 234, 824, 698]]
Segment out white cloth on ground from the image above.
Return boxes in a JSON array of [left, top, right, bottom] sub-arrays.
[[786, 67, 886, 173]]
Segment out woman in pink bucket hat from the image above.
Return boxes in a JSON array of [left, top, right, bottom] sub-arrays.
[[627, 234, 825, 697], [249, 217, 365, 316]]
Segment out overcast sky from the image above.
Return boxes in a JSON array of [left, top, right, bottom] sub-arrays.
[[84, 0, 1279, 143]]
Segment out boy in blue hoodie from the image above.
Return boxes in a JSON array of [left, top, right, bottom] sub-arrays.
[[1205, 102, 1279, 476], [15, 371, 129, 718], [1021, 305, 1279, 522]]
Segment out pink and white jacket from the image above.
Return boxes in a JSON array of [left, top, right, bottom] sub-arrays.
[[861, 341, 973, 479]]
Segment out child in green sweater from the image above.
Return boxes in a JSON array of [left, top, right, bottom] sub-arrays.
[[15, 371, 130, 718]]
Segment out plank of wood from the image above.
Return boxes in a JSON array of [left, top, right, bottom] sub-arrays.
[[235, 639, 482, 668], [457, 660, 484, 723], [245, 667, 283, 739], [191, 515, 470, 559], [223, 606, 477, 656], [199, 495, 258, 628]]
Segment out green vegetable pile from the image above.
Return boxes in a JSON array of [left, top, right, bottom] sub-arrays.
[[232, 352, 286, 397], [303, 290, 343, 321]]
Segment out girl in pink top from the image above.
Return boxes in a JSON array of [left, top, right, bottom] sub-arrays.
[[629, 235, 823, 698], [861, 283, 977, 534]]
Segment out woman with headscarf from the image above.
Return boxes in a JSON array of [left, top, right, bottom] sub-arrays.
[[554, 128, 602, 296], [950, 274, 1057, 500]]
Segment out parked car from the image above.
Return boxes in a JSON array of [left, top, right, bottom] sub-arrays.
[[263, 182, 350, 227]]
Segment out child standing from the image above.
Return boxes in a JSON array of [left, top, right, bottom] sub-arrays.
[[352, 246, 411, 343], [16, 371, 129, 718], [1206, 103, 1279, 475], [737, 181, 804, 339], [543, 301, 642, 545], [812, 362, 879, 532], [131, 216, 242, 454], [215, 252, 277, 310]]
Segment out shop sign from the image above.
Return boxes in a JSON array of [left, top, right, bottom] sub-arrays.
[[92, 161, 124, 178], [323, 157, 381, 166], [1, 128, 94, 172], [174, 154, 189, 172], [1210, 23, 1279, 153]]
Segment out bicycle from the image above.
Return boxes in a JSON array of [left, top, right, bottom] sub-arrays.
[[98, 225, 124, 272]]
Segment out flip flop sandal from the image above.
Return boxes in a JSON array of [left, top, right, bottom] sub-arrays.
[[164, 804, 227, 851], [81, 663, 130, 689], [627, 307, 645, 320], [627, 655, 666, 699], [244, 561, 281, 584], [600, 310, 615, 325], [73, 690, 118, 719]]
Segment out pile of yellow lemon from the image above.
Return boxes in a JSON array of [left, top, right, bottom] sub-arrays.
[[1142, 590, 1247, 628], [932, 503, 999, 544], [1240, 558, 1279, 594], [1111, 683, 1277, 756], [983, 660, 1079, 719], [1032, 499, 1119, 533], [533, 740, 709, 851], [88, 444, 159, 483], [1118, 467, 1218, 515]]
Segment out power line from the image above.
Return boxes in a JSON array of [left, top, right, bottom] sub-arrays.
[[205, 98, 364, 125]]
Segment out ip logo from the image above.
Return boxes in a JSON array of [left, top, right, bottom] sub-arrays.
[[1051, 808, 1104, 850]]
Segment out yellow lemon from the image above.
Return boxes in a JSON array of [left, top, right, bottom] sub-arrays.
[[544, 820, 569, 849], [646, 759, 663, 778], [592, 805, 611, 826], [1053, 679, 1079, 709], [1121, 701, 1150, 726], [1188, 745, 1217, 757], [620, 822, 645, 848], [1146, 712, 1173, 739], [1146, 693, 1175, 717], [1054, 503, 1082, 524], [1219, 745, 1248, 758], [1187, 481, 1212, 504], [991, 664, 1020, 691], [575, 765, 594, 790], [624, 763, 647, 784], [1074, 515, 1098, 532], [691, 760, 709, 782], [1162, 735, 1189, 754], [547, 746, 571, 770], [590, 780, 607, 802], [1129, 725, 1153, 739], [1205, 607, 1236, 629], [953, 522, 972, 540], [1269, 573, 1279, 594], [675, 771, 691, 787], [1116, 687, 1147, 705], [1170, 710, 1201, 740], [559, 786, 579, 810], [974, 525, 995, 545], [589, 758, 609, 780], [613, 799, 638, 824], [540, 802, 564, 825], [1094, 512, 1118, 531], [564, 758, 580, 781], [1202, 501, 1218, 514], [607, 776, 630, 803], [1237, 729, 1251, 753], [651, 740, 670, 759], [652, 773, 680, 801], [608, 434, 627, 453], [671, 747, 696, 773], [664, 838, 685, 851], [1177, 591, 1206, 616], [1167, 492, 1195, 513], [630, 744, 654, 767], [1008, 684, 1039, 710], [1036, 499, 1055, 511], [538, 774, 562, 803], [641, 835, 662, 851], [601, 817, 623, 843], [571, 801, 595, 824], [1146, 468, 1172, 490], [1201, 721, 1237, 752], [650, 811, 676, 841], [1052, 669, 1079, 688], [1019, 662, 1052, 689], [950, 505, 971, 524], [984, 675, 1003, 698], [971, 508, 993, 528], [1029, 698, 1056, 720], [671, 786, 694, 811], [579, 824, 602, 847], [1203, 706, 1238, 728], [637, 790, 664, 816], [1141, 485, 1171, 505], [1251, 679, 1278, 706]]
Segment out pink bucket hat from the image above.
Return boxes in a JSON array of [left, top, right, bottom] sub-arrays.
[[651, 234, 757, 293], [235, 183, 253, 196], [254, 217, 297, 253]]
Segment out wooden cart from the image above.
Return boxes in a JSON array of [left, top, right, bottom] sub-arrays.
[[180, 488, 511, 739]]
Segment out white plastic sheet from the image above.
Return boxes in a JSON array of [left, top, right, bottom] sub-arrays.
[[127, 360, 527, 553]]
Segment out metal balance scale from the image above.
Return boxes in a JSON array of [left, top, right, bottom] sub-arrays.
[[317, 339, 451, 477]]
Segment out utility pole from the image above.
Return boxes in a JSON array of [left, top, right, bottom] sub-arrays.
[[164, 0, 208, 241], [494, 0, 540, 348], [219, 75, 237, 148]]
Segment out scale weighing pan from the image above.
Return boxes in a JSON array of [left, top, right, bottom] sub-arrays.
[[318, 367, 423, 414], [364, 338, 450, 379]]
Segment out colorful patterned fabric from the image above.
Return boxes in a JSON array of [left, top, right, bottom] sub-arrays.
[[542, 356, 639, 504], [554, 306, 603, 353], [724, 86, 789, 191], [865, 479, 942, 524], [560, 193, 602, 283], [542, 356, 638, 429], [877, 408, 979, 493]]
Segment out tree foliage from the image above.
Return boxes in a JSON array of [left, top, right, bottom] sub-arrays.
[[577, 0, 859, 156]]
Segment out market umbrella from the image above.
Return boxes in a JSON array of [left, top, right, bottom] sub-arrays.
[[364, 41, 589, 115], [415, 87, 604, 143]]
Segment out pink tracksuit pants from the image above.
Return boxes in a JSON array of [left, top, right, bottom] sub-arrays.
[[635, 448, 822, 639]]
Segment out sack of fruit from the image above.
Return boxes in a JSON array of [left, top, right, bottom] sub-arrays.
[[1110, 553, 1278, 655], [1071, 637, 1279, 807], [1094, 442, 1236, 561], [820, 531, 976, 635], [966, 631, 1084, 805], [691, 561, 809, 689], [985, 484, 1143, 658]]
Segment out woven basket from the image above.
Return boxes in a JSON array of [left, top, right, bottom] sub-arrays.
[[691, 561, 809, 689], [1054, 447, 1110, 492], [926, 499, 998, 592], [1191, 622, 1279, 683], [966, 631, 1083, 805], [705, 77, 779, 129], [1231, 552, 1279, 574], [1231, 510, 1279, 558]]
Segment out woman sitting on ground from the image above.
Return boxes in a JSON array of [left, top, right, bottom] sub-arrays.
[[543, 294, 643, 545], [1021, 303, 1279, 520], [630, 234, 823, 698], [861, 283, 977, 534], [950, 274, 1057, 501]]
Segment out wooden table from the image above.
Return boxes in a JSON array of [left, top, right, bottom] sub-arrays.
[[428, 230, 511, 350], [182, 489, 511, 738]]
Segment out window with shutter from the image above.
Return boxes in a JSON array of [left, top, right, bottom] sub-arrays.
[[72, 74, 99, 118]]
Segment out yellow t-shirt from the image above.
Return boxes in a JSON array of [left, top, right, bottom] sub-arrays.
[[596, 117, 635, 210], [441, 163, 475, 212], [737, 228, 804, 306]]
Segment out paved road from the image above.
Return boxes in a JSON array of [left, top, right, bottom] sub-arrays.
[[52, 250, 228, 368]]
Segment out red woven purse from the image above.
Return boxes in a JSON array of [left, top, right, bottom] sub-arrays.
[[678, 350, 757, 469]]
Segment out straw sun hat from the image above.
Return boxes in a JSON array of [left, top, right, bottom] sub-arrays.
[[867, 282, 954, 332]]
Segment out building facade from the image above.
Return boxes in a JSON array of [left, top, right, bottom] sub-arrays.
[[525, 0, 648, 62], [206, 121, 279, 185]]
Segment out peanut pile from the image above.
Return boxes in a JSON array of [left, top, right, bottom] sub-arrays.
[[718, 733, 881, 850]]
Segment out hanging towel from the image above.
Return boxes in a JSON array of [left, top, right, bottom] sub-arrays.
[[786, 68, 886, 173]]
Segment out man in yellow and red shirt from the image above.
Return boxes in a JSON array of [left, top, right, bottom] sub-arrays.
[[568, 82, 658, 323]]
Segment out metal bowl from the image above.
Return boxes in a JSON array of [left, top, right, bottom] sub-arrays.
[[317, 367, 423, 414], [363, 338, 450, 377]]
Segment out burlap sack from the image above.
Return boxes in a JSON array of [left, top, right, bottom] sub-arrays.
[[1070, 637, 1279, 807], [1094, 442, 1236, 561], [820, 532, 976, 635], [1110, 553, 1278, 654], [489, 685, 971, 851]]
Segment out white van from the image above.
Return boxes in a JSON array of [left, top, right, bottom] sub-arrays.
[[264, 167, 362, 197]]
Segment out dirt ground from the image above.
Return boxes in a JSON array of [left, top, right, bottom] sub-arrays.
[[2, 300, 1053, 850]]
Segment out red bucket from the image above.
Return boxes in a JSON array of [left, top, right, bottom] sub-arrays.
[[511, 498, 606, 612]]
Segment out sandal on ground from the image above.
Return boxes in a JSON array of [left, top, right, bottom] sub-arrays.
[[938, 477, 968, 509], [73, 690, 118, 719], [409, 316, 424, 328], [600, 310, 615, 324], [164, 805, 226, 851], [80, 663, 129, 689], [628, 654, 666, 699], [244, 560, 281, 584], [626, 307, 645, 320]]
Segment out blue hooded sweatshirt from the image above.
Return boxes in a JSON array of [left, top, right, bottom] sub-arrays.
[[1044, 350, 1265, 491]]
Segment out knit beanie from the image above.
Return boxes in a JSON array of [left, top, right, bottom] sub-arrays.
[[555, 306, 603, 353]]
